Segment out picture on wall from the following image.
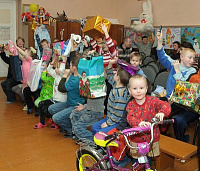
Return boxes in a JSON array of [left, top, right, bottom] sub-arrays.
[[124, 27, 155, 48], [181, 27, 200, 54], [153, 27, 181, 49]]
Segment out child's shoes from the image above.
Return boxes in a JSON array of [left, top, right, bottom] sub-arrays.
[[34, 122, 47, 129], [27, 108, 33, 114], [46, 119, 53, 125], [51, 123, 59, 129]]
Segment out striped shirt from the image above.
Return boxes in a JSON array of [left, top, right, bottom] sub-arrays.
[[90, 36, 117, 68], [106, 67, 130, 126]]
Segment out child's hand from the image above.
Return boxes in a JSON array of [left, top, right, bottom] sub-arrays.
[[74, 103, 85, 111], [109, 57, 118, 65], [101, 23, 108, 34], [155, 113, 165, 121], [101, 122, 108, 128], [139, 121, 151, 127], [173, 60, 180, 73], [156, 30, 163, 42]]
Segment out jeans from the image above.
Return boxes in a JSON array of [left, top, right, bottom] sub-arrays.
[[73, 108, 104, 141], [1, 78, 18, 102], [49, 102, 74, 133], [92, 117, 118, 134], [173, 109, 199, 141]]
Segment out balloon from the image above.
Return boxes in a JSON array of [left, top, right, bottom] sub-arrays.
[[30, 4, 38, 13]]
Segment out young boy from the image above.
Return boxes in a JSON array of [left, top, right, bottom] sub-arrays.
[[156, 30, 196, 99], [48, 56, 85, 136], [91, 58, 131, 134], [157, 30, 198, 142], [129, 52, 146, 77]]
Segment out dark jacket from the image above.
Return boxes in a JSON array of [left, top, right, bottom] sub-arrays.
[[0, 52, 12, 79]]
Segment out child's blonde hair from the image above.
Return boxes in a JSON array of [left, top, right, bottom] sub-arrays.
[[130, 52, 142, 61], [129, 74, 148, 88], [181, 48, 196, 57]]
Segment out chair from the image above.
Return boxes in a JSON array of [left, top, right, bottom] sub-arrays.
[[148, 62, 159, 74], [142, 57, 155, 66], [153, 71, 169, 90], [142, 67, 157, 84]]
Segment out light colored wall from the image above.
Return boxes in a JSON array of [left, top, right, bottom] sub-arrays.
[[22, 0, 200, 27]]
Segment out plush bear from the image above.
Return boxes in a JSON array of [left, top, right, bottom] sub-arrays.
[[131, 0, 153, 33]]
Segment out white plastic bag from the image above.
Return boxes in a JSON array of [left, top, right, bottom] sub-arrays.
[[27, 59, 42, 92]]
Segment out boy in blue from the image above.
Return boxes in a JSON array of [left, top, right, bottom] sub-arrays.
[[156, 30, 196, 99], [157, 30, 198, 142], [48, 56, 85, 137]]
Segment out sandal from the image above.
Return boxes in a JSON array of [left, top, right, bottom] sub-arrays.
[[34, 122, 47, 129], [46, 119, 53, 125], [51, 123, 59, 129]]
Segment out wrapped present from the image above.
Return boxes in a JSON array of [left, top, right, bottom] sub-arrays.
[[83, 16, 111, 38], [78, 55, 106, 98], [53, 41, 64, 61], [169, 81, 200, 114]]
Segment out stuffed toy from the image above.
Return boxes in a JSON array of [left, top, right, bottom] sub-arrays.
[[56, 11, 68, 22], [131, 0, 153, 33]]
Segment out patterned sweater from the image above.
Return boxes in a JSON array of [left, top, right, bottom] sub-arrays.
[[90, 36, 117, 68], [39, 71, 54, 101], [126, 95, 171, 143]]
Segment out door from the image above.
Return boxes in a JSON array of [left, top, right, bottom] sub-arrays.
[[0, 0, 16, 77]]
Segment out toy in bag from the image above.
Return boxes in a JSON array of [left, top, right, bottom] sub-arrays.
[[27, 59, 43, 92], [169, 80, 200, 114], [53, 41, 64, 61], [42, 48, 52, 62], [7, 40, 18, 56], [78, 55, 106, 98]]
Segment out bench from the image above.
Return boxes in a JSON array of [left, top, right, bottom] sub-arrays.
[[155, 135, 197, 171]]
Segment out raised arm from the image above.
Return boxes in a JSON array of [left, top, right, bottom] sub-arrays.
[[133, 33, 137, 45], [16, 46, 28, 59]]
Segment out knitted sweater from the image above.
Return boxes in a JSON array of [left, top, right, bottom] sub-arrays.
[[126, 95, 171, 143]]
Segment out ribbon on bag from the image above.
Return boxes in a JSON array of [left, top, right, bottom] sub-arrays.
[[117, 59, 139, 76]]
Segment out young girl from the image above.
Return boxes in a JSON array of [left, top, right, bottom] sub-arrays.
[[110, 74, 171, 167]]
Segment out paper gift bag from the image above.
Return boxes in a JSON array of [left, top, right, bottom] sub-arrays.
[[78, 56, 106, 98], [10, 55, 23, 82], [169, 81, 200, 113], [53, 41, 64, 61], [83, 16, 111, 38]]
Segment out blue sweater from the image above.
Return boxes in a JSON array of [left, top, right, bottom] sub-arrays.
[[65, 75, 85, 106], [157, 47, 196, 98], [106, 68, 130, 126]]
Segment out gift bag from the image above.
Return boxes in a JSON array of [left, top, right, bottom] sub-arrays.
[[78, 56, 106, 98], [27, 59, 42, 92], [53, 41, 64, 61], [42, 48, 52, 62], [10, 55, 23, 82], [83, 16, 111, 38], [169, 80, 200, 114]]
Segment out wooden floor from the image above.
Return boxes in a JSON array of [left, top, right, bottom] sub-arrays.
[[0, 85, 78, 170], [0, 82, 198, 171]]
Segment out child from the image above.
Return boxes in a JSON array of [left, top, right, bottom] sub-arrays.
[[129, 52, 146, 77], [156, 30, 196, 99], [91, 58, 131, 134], [34, 57, 67, 129], [90, 23, 117, 68], [34, 62, 54, 111], [111, 75, 171, 167], [48, 56, 85, 136]]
